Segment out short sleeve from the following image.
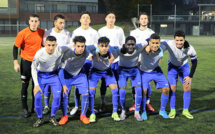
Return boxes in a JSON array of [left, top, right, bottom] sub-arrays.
[[14, 33, 24, 48]]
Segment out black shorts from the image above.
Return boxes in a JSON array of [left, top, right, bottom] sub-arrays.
[[20, 58, 32, 82]]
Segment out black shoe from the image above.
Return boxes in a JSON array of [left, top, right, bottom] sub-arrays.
[[49, 117, 59, 127], [31, 108, 36, 113], [33, 118, 44, 127], [23, 109, 30, 118]]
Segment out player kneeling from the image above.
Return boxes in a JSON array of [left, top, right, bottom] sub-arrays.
[[88, 37, 120, 122], [31, 36, 69, 127]]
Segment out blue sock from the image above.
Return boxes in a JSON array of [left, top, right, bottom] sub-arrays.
[[170, 91, 176, 109], [61, 91, 69, 116], [135, 87, 142, 111], [119, 89, 126, 110], [160, 93, 169, 111], [81, 94, 89, 115], [183, 91, 191, 110], [74, 88, 80, 107], [89, 89, 95, 114], [147, 83, 151, 102], [44, 86, 51, 107], [35, 92, 43, 118], [142, 96, 146, 112], [51, 94, 60, 117], [111, 88, 119, 113]]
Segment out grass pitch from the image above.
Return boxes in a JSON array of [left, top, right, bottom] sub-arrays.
[[0, 36, 215, 134]]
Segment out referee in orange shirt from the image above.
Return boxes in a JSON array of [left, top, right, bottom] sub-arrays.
[[13, 14, 44, 117]]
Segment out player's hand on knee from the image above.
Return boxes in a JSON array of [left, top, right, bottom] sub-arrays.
[[183, 76, 192, 86], [63, 85, 69, 96], [34, 85, 42, 96], [14, 63, 20, 72]]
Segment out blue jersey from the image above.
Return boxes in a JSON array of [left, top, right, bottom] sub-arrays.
[[60, 44, 97, 76]]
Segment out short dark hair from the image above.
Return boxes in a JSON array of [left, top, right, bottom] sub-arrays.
[[80, 11, 91, 18], [46, 36, 57, 42], [174, 30, 185, 39], [125, 36, 136, 43], [138, 12, 149, 20], [98, 37, 110, 44], [150, 33, 160, 40], [54, 14, 65, 21], [29, 14, 40, 20], [73, 36, 86, 44], [106, 11, 116, 17]]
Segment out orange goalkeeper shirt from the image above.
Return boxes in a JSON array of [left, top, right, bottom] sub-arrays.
[[14, 27, 44, 61]]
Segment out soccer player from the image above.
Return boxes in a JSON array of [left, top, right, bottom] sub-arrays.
[[31, 36, 69, 127], [140, 33, 169, 120], [161, 30, 197, 119], [98, 11, 125, 112], [129, 12, 155, 112], [117, 36, 148, 121], [58, 36, 99, 125], [13, 14, 44, 117], [42, 14, 72, 115], [88, 37, 120, 122], [70, 11, 99, 115]]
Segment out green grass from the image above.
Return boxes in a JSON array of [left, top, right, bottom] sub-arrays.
[[0, 36, 215, 134]]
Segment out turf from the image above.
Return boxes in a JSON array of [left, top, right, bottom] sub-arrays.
[[0, 35, 215, 134]]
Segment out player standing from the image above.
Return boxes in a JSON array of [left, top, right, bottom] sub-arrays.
[[115, 36, 148, 121], [31, 36, 69, 127], [58, 36, 99, 125], [70, 11, 99, 115], [42, 14, 72, 115], [13, 14, 44, 117], [129, 12, 155, 112], [98, 11, 125, 112], [88, 37, 120, 122], [141, 33, 169, 120], [161, 30, 197, 119]]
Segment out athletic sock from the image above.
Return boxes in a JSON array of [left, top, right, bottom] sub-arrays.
[[111, 88, 119, 113], [35, 92, 43, 118], [183, 91, 191, 110], [89, 89, 96, 114], [119, 89, 126, 110], [160, 93, 169, 111], [135, 87, 142, 111], [74, 88, 80, 107], [142, 96, 146, 112], [81, 94, 89, 115], [21, 82, 29, 109], [170, 91, 176, 109]]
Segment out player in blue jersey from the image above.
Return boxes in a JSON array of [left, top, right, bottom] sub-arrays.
[[42, 14, 72, 115], [58, 36, 95, 125], [140, 33, 169, 120], [117, 36, 148, 121], [31, 36, 69, 127], [129, 12, 155, 112], [70, 11, 114, 115], [88, 37, 120, 122], [98, 11, 125, 112], [161, 30, 197, 119]]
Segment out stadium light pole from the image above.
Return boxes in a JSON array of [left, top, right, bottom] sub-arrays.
[[150, 4, 152, 27], [198, 5, 201, 36], [137, 4, 153, 27], [8, 3, 11, 35], [174, 4, 176, 32]]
